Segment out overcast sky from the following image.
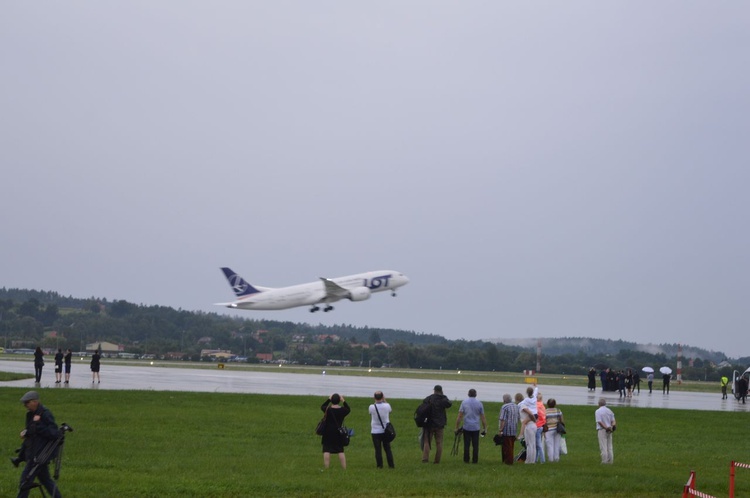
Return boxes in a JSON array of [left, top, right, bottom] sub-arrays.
[[2, 3, 749, 359]]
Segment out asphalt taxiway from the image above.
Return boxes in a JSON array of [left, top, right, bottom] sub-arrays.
[[1, 359, 746, 412]]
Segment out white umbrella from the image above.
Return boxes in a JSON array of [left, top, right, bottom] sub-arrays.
[[660, 366, 672, 375], [642, 366, 654, 373]]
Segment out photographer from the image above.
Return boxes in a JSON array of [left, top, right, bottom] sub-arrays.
[[454, 389, 487, 464], [368, 391, 395, 469], [421, 385, 452, 464], [16, 391, 63, 498]]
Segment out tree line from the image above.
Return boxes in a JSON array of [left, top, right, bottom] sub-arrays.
[[0, 288, 745, 381]]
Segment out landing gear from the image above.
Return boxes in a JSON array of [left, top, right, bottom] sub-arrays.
[[391, 290, 397, 297], [310, 306, 320, 313], [323, 305, 333, 312]]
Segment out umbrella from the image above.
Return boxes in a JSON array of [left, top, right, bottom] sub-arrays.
[[660, 366, 672, 375], [642, 366, 654, 373]]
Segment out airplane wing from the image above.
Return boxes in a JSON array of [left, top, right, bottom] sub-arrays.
[[320, 278, 350, 299]]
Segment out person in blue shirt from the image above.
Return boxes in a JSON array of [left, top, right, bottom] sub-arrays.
[[454, 389, 487, 464]]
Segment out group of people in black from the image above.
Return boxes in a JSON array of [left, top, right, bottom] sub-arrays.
[[31, 347, 102, 385], [588, 367, 642, 397]]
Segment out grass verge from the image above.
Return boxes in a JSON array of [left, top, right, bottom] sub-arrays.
[[0, 387, 746, 497]]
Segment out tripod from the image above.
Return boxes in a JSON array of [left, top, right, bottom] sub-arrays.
[[450, 428, 463, 457], [19, 423, 73, 498]]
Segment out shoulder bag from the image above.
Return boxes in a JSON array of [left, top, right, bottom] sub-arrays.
[[315, 405, 328, 436], [374, 403, 396, 442]]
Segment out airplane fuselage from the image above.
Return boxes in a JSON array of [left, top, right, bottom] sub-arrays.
[[224, 270, 408, 311]]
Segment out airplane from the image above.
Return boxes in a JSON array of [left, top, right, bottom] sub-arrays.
[[216, 267, 410, 312]]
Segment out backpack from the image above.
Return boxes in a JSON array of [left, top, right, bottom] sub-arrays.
[[414, 400, 431, 428]]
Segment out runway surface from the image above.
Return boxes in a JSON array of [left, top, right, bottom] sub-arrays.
[[1, 359, 747, 412]]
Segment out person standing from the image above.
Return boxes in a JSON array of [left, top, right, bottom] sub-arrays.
[[721, 376, 729, 400], [625, 369, 633, 398], [63, 349, 72, 384], [498, 394, 520, 465], [320, 393, 350, 469], [421, 385, 452, 464], [647, 372, 654, 393], [54, 349, 64, 384], [368, 391, 394, 469], [33, 347, 45, 384], [587, 368, 596, 391], [662, 372, 671, 394], [90, 351, 101, 383], [633, 371, 641, 394], [16, 391, 63, 498], [738, 376, 748, 404], [534, 393, 546, 463], [544, 398, 564, 462], [517, 384, 538, 464], [454, 389, 487, 464], [595, 398, 616, 464]]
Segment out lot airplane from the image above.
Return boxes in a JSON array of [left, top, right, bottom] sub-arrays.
[[217, 267, 409, 312]]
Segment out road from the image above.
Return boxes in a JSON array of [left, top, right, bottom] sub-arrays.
[[1, 359, 747, 412]]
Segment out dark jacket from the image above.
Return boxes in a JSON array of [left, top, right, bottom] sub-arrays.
[[423, 393, 452, 428], [34, 351, 45, 368], [320, 400, 350, 448], [24, 404, 60, 462]]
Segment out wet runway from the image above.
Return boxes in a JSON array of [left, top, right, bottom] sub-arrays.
[[2, 359, 747, 412]]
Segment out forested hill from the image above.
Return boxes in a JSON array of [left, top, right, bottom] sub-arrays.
[[491, 337, 729, 365], [0, 288, 745, 378]]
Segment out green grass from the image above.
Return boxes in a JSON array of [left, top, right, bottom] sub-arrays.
[[0, 387, 746, 497], [0, 371, 33, 381]]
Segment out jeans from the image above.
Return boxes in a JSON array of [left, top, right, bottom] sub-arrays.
[[371, 433, 394, 468], [463, 430, 480, 463], [422, 427, 445, 463], [18, 463, 62, 498], [535, 427, 546, 463]]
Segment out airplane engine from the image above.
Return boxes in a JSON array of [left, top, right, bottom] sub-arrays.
[[348, 287, 371, 302]]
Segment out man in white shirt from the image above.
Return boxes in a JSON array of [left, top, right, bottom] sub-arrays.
[[595, 398, 616, 464], [369, 391, 395, 468]]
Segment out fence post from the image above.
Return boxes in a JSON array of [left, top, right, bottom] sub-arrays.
[[683, 470, 696, 498], [729, 461, 735, 498]]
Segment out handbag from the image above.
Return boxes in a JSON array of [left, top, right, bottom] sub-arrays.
[[384, 422, 396, 442], [560, 435, 568, 455], [338, 426, 351, 446], [374, 403, 396, 442], [557, 420, 567, 435], [315, 406, 329, 436]]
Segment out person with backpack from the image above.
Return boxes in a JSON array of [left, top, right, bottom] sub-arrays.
[[420, 385, 452, 464]]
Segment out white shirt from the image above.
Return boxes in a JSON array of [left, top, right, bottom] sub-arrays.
[[595, 405, 615, 431], [369, 401, 392, 434], [518, 386, 539, 417]]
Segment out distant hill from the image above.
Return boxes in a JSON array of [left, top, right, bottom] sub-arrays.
[[489, 337, 731, 363]]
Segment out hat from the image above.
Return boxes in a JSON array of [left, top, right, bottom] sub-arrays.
[[20, 391, 39, 403], [493, 434, 504, 446], [434, 385, 443, 393]]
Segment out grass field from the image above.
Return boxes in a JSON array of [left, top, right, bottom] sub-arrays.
[[0, 386, 747, 497]]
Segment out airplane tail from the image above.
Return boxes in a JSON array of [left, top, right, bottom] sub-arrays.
[[221, 267, 262, 297]]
